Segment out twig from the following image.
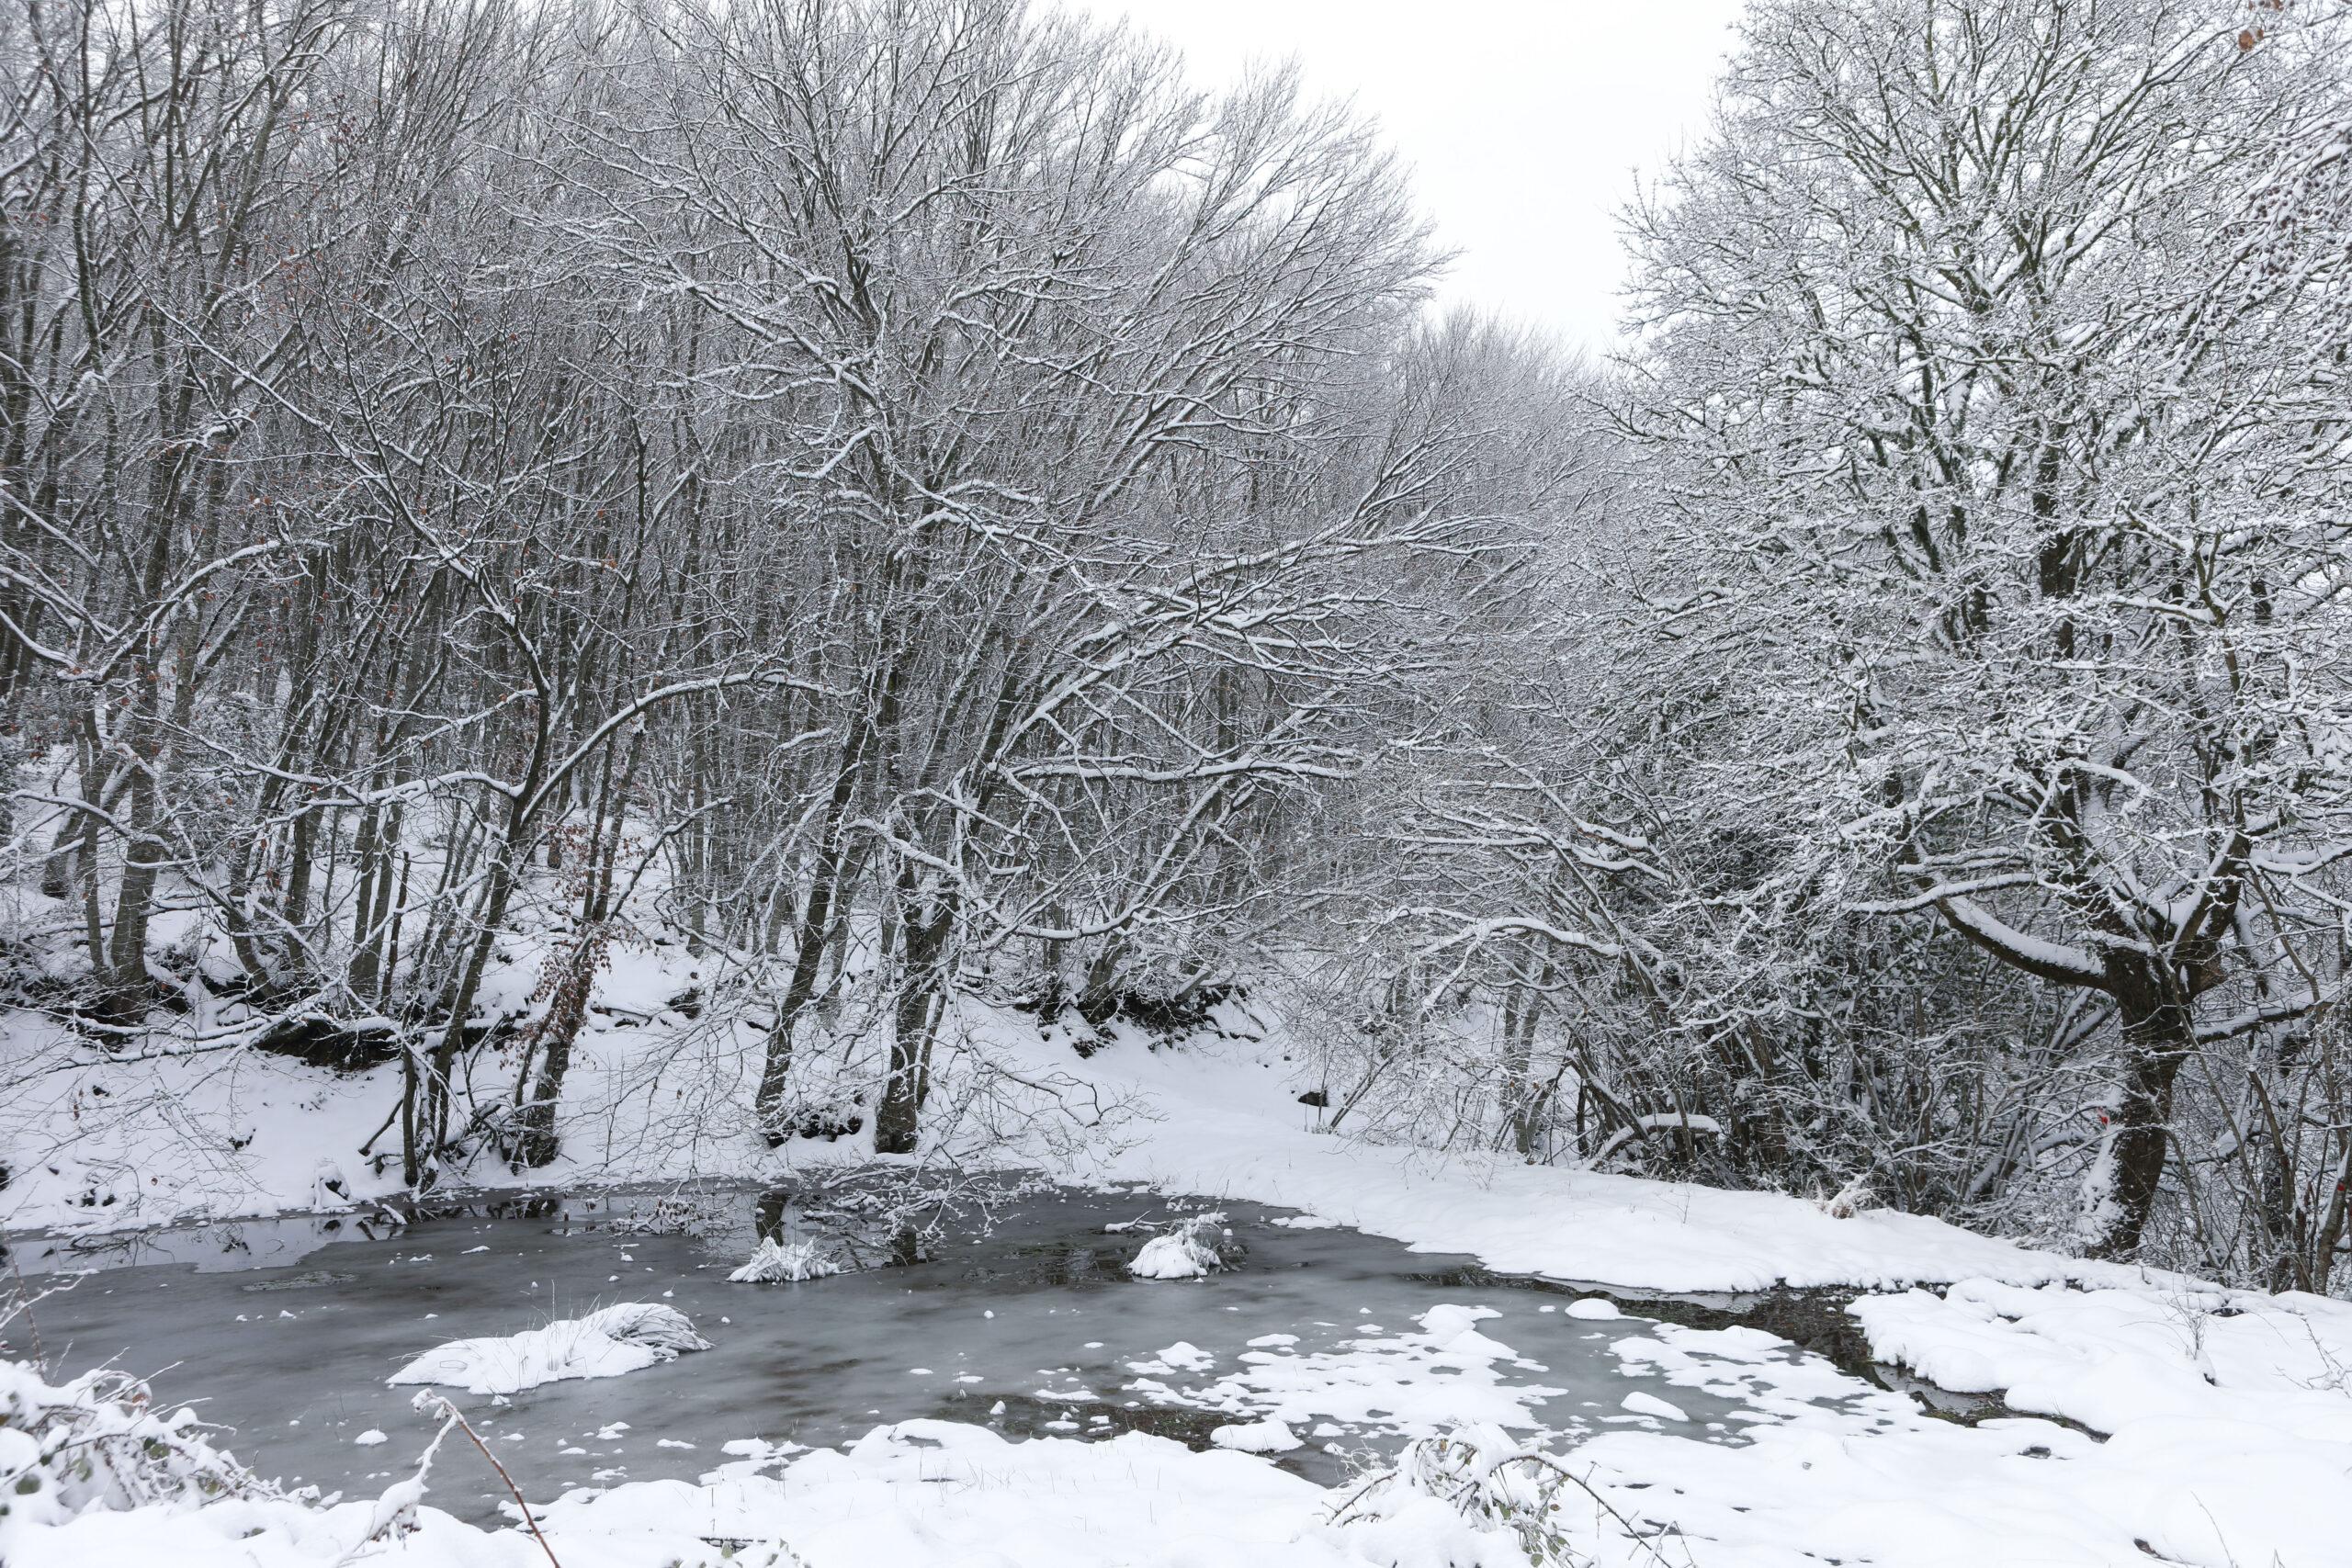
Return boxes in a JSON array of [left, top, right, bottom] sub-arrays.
[[3, 1255, 75, 1371], [413, 1393, 565, 1568]]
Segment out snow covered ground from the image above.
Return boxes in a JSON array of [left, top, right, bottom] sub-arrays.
[[1054, 1033, 2352, 1566], [1053, 1028, 2160, 1295], [6, 998, 2352, 1566]]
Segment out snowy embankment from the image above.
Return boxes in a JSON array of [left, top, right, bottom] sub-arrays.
[[0, 939, 758, 1235], [1048, 1025, 2148, 1295], [0, 967, 2144, 1298]]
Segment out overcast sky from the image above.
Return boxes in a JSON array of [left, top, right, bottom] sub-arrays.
[[1070, 0, 1748, 355]]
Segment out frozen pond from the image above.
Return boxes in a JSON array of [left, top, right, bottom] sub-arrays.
[[6, 1181, 1780, 1523]]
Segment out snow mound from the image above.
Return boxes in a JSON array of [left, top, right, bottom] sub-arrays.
[[385, 1302, 709, 1395], [1128, 1213, 1226, 1280], [729, 1236, 842, 1283], [1210, 1416, 1301, 1453], [1125, 1340, 1217, 1375]]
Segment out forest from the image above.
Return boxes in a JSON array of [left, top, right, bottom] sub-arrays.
[[12, 4, 2352, 1566], [6, 0, 2352, 1303]]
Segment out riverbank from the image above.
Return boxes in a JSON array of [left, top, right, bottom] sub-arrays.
[[7, 1002, 2352, 1567]]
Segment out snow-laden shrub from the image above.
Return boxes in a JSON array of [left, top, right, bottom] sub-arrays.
[[387, 1302, 710, 1395], [0, 1358, 264, 1530], [1335, 1426, 1568, 1563], [1, 1348, 824, 1567], [1813, 1177, 1874, 1219], [584, 1302, 710, 1355], [729, 1237, 842, 1283], [1336, 1425, 1685, 1567], [1128, 1212, 1227, 1280]]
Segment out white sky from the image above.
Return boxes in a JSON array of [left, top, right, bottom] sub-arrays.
[[1070, 0, 1748, 355]]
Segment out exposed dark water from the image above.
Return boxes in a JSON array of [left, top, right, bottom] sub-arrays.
[[5, 1183, 1763, 1524]]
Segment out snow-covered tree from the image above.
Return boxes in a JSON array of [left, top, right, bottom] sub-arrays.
[[1621, 0, 2352, 1257]]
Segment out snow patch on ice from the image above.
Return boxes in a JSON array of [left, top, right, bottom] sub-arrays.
[[1125, 1302, 1565, 1441], [1125, 1340, 1216, 1374]]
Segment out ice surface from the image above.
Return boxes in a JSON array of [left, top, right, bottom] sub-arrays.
[[19, 1186, 1702, 1518]]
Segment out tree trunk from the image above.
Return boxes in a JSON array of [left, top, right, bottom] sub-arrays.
[[754, 751, 860, 1142], [876, 865, 952, 1156], [508, 932, 601, 1169], [408, 849, 520, 1187], [2091, 965, 2195, 1259], [1498, 982, 1543, 1158], [103, 755, 163, 1022]]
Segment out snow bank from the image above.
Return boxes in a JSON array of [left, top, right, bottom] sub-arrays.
[[5, 1355, 1516, 1568], [1826, 1278, 2352, 1566], [535, 1417, 1503, 1567], [1050, 1026, 2160, 1295], [0, 931, 756, 1238], [1851, 1277, 2352, 1437], [386, 1303, 710, 1396], [1533, 1290, 2352, 1568]]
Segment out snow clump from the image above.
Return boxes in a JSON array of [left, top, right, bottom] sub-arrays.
[[386, 1302, 709, 1395], [729, 1237, 842, 1283], [1128, 1212, 1227, 1280], [1209, 1416, 1301, 1453]]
